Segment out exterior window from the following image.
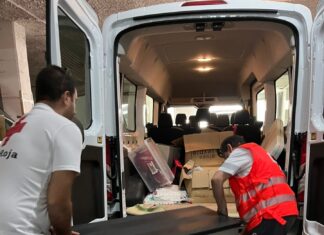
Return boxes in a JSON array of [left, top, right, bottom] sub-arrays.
[[145, 95, 154, 125], [167, 106, 197, 124], [275, 72, 289, 126], [122, 78, 136, 132], [256, 89, 266, 123], [58, 8, 91, 128]]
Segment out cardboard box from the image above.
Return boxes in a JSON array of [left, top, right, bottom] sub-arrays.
[[157, 144, 181, 167], [179, 160, 235, 203], [183, 131, 232, 167]]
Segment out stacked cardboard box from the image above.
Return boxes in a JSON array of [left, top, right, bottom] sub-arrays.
[[180, 131, 235, 203]]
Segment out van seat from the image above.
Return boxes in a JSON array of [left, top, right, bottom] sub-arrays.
[[149, 113, 184, 145], [187, 115, 200, 133], [234, 110, 262, 144], [175, 113, 187, 127], [196, 108, 210, 123], [215, 114, 230, 129], [261, 119, 284, 160], [233, 110, 250, 125], [210, 113, 217, 125]]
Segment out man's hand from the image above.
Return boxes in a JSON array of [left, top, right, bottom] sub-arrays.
[[211, 170, 231, 217], [50, 227, 80, 235], [47, 171, 78, 235], [50, 226, 80, 235], [217, 208, 228, 217]]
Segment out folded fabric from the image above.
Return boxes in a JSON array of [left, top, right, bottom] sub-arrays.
[[126, 204, 165, 215], [144, 185, 189, 205]]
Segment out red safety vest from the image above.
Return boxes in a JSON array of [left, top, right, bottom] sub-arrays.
[[229, 143, 298, 232]]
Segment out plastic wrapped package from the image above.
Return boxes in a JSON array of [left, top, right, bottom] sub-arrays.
[[128, 138, 174, 192]]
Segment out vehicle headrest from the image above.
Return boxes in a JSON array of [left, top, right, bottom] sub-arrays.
[[254, 121, 263, 129], [196, 108, 210, 122], [210, 113, 217, 125], [215, 114, 230, 127], [145, 123, 155, 130], [233, 110, 250, 125], [189, 115, 198, 127], [175, 113, 187, 126], [158, 113, 173, 128]]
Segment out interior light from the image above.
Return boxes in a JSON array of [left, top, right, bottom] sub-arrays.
[[199, 121, 209, 129], [196, 57, 214, 62], [196, 66, 214, 72]]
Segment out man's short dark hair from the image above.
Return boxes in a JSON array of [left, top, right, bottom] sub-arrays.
[[220, 135, 245, 154], [35, 65, 75, 102]]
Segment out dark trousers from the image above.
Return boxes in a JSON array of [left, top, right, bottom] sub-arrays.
[[245, 216, 297, 235]]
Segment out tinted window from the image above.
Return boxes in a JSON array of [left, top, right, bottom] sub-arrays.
[[58, 8, 91, 128]]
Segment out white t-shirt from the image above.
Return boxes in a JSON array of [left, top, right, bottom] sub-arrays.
[[0, 103, 82, 235], [219, 148, 253, 177]]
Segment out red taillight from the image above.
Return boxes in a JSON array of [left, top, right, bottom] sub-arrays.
[[182, 0, 227, 7]]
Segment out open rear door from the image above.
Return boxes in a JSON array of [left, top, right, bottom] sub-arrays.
[[47, 0, 106, 224], [305, 1, 324, 234]]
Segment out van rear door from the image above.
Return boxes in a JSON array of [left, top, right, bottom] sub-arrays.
[[305, 1, 324, 234], [47, 0, 107, 224]]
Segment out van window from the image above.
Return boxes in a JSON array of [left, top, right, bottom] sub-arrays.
[[58, 8, 91, 128], [145, 95, 154, 126], [209, 105, 243, 115], [256, 89, 266, 123], [122, 78, 136, 132], [275, 72, 289, 126], [167, 106, 197, 124]]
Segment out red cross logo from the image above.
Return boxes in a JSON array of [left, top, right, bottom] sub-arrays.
[[2, 116, 27, 146]]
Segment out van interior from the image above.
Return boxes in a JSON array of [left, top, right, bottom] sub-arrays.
[[113, 19, 301, 221]]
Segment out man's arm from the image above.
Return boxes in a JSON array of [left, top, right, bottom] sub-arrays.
[[211, 170, 232, 216], [47, 171, 78, 235]]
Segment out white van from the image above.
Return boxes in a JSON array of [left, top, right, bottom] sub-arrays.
[[48, 0, 324, 234]]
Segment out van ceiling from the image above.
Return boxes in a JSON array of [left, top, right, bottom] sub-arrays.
[[119, 21, 293, 104]]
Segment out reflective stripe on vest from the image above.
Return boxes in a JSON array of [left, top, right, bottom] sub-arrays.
[[242, 194, 296, 222], [239, 176, 287, 203]]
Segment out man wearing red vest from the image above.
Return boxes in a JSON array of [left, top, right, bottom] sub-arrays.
[[211, 135, 298, 235]]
